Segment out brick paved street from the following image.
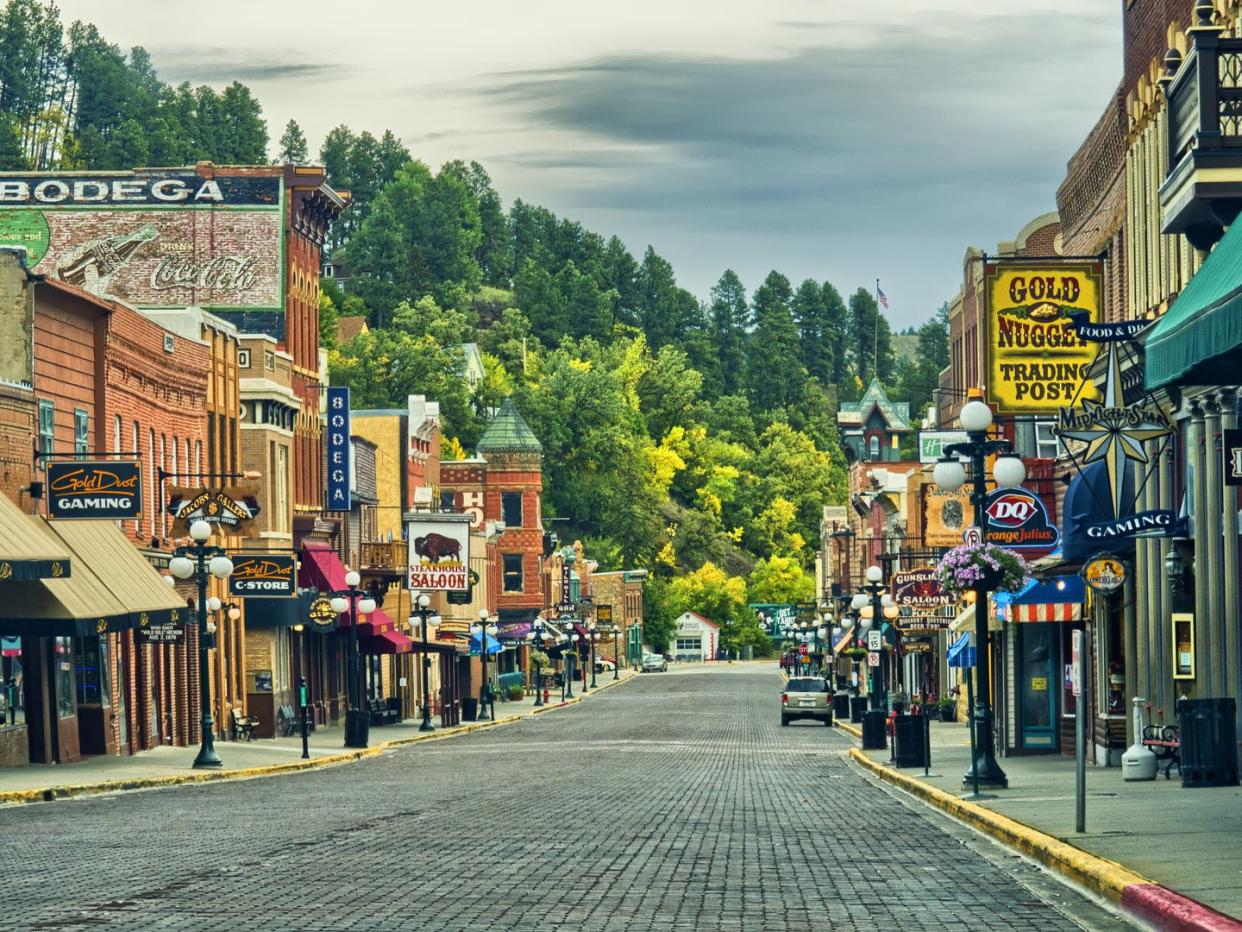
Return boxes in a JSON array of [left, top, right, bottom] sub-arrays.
[[1, 664, 1128, 931]]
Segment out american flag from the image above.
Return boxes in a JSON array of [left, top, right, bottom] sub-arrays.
[[877, 285, 889, 310]]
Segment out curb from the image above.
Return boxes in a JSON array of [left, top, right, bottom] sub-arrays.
[[0, 673, 637, 807], [847, 746, 1242, 931]]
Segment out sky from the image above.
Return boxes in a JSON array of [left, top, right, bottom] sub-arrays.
[[53, 1, 1121, 328]]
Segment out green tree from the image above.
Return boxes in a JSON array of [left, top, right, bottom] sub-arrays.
[[748, 555, 816, 603], [748, 271, 804, 412], [708, 270, 749, 396], [277, 118, 308, 164], [792, 278, 833, 387], [848, 287, 895, 384]]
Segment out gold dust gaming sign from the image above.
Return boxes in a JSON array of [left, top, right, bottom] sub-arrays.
[[46, 461, 141, 519], [228, 554, 296, 597], [985, 262, 1103, 414]]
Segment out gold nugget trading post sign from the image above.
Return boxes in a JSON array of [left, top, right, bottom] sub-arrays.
[[985, 261, 1103, 415]]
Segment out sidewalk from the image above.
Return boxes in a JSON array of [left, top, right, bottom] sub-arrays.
[[840, 717, 1242, 930], [0, 670, 636, 804]]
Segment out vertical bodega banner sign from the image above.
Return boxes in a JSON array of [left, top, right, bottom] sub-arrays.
[[326, 386, 350, 512], [985, 260, 1103, 414]]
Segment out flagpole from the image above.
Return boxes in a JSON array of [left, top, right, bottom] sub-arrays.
[[874, 278, 880, 383]]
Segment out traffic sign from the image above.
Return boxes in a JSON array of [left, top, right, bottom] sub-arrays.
[[867, 630, 881, 651], [799, 643, 808, 655], [963, 526, 982, 546], [867, 651, 880, 667]]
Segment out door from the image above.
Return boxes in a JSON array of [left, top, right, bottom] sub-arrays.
[[1018, 624, 1057, 749]]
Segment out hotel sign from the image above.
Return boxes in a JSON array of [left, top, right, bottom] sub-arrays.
[[229, 554, 295, 597], [985, 261, 1103, 414], [46, 460, 141, 519]]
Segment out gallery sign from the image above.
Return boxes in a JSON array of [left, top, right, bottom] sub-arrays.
[[326, 386, 350, 512], [984, 261, 1103, 414], [406, 513, 471, 592], [891, 567, 954, 610], [1082, 555, 1127, 594], [983, 488, 1059, 550], [0, 171, 282, 312], [228, 554, 295, 597], [167, 486, 260, 538], [46, 460, 141, 519]]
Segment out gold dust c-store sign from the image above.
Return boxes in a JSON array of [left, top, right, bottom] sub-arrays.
[[985, 262, 1102, 414]]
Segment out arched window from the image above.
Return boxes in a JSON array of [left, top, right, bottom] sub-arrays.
[[868, 435, 881, 461], [149, 428, 156, 539]]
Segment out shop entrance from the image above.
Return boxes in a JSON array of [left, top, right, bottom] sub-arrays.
[[1018, 623, 1058, 750]]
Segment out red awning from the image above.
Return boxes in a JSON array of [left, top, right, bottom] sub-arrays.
[[299, 543, 348, 593], [358, 629, 413, 654], [357, 605, 398, 636]]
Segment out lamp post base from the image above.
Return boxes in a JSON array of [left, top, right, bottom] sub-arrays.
[[419, 715, 435, 733], [962, 715, 1008, 789], [344, 709, 369, 749], [192, 743, 222, 769]]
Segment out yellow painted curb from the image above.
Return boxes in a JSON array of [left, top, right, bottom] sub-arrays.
[[836, 720, 863, 740], [1, 672, 639, 806], [847, 746, 1150, 903]]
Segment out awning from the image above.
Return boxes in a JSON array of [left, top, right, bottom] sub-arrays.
[[1146, 218, 1242, 389], [357, 604, 398, 637], [298, 542, 347, 593], [947, 633, 976, 668], [0, 493, 71, 580], [997, 576, 1085, 623], [1061, 462, 1136, 563], [832, 626, 856, 655], [358, 629, 413, 654], [949, 603, 1002, 634], [245, 591, 316, 630], [0, 518, 178, 637], [469, 632, 503, 655]]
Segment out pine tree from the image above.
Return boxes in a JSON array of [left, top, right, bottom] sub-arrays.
[[748, 271, 803, 412], [709, 270, 749, 396], [792, 278, 832, 386], [277, 118, 308, 164]]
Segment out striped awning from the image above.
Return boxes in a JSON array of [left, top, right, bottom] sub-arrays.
[[1010, 602, 1082, 623], [832, 626, 856, 655]]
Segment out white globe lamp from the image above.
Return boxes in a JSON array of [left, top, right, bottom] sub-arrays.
[[960, 399, 994, 433], [993, 455, 1027, 489]]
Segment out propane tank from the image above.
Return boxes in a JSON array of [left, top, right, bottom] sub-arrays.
[[1122, 696, 1158, 781]]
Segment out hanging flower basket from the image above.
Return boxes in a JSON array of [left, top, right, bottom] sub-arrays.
[[936, 542, 1029, 596]]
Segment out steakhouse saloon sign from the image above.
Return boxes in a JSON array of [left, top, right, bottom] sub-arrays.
[[46, 461, 142, 519], [985, 261, 1103, 415]]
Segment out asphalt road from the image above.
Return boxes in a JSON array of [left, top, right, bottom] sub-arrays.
[[1, 664, 1131, 931]]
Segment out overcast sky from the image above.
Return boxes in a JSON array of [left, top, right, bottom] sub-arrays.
[[54, 1, 1120, 328]]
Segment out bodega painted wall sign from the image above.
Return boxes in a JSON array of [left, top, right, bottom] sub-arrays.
[[46, 460, 141, 519], [983, 488, 1060, 550], [229, 554, 295, 597]]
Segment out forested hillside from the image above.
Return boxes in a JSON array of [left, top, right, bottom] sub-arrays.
[[0, 1, 949, 652]]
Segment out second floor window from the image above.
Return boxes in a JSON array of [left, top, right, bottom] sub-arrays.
[[503, 553, 523, 592], [38, 400, 54, 464], [502, 491, 523, 527], [74, 409, 88, 458]]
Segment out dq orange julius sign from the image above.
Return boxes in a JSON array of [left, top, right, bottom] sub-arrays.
[[985, 261, 1102, 415]]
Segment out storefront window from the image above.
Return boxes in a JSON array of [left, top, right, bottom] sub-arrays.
[[74, 637, 110, 707], [54, 637, 75, 718]]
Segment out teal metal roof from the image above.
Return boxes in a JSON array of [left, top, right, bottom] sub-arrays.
[[836, 379, 912, 431], [476, 398, 542, 454]]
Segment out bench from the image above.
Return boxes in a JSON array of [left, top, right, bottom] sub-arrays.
[[368, 699, 400, 726], [277, 704, 301, 738], [1141, 724, 1181, 779], [230, 707, 259, 742]]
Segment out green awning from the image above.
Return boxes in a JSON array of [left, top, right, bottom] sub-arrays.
[[1146, 220, 1242, 389]]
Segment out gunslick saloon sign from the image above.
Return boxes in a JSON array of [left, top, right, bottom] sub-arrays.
[[46, 460, 141, 519], [985, 261, 1103, 414]]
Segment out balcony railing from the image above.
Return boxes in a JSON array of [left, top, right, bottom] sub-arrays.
[[1161, 27, 1242, 249], [360, 540, 405, 571]]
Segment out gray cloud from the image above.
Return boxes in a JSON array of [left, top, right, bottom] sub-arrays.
[[152, 49, 347, 84], [469, 9, 1118, 319]]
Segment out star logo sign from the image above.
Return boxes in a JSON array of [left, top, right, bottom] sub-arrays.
[[1056, 400, 1172, 518]]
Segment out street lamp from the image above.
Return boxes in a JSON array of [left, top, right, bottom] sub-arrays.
[[611, 624, 621, 680], [858, 564, 892, 749], [933, 397, 1016, 789], [329, 570, 371, 749], [411, 592, 436, 732], [527, 619, 550, 707], [471, 609, 498, 721], [169, 519, 233, 768], [587, 624, 599, 689]]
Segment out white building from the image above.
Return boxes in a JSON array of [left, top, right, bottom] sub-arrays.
[[673, 612, 720, 661]]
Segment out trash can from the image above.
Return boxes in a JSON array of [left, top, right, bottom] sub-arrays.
[[833, 693, 850, 719], [462, 697, 479, 722], [893, 714, 926, 767], [849, 696, 867, 723], [861, 709, 887, 750], [1178, 698, 1239, 788]]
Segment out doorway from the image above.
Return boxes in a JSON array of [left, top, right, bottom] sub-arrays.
[[1018, 623, 1058, 750]]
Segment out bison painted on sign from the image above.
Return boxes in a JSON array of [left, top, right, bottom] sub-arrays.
[[414, 532, 462, 564]]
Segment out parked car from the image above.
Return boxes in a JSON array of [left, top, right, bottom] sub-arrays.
[[781, 677, 832, 726], [642, 654, 668, 673], [594, 658, 616, 673]]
